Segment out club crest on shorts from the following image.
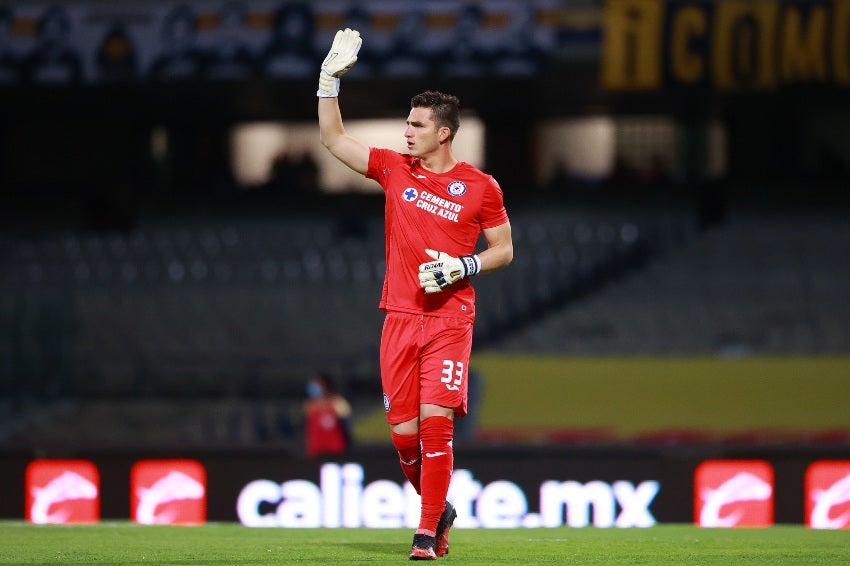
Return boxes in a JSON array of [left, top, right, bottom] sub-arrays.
[[446, 180, 467, 197], [383, 393, 391, 412], [403, 187, 418, 202]]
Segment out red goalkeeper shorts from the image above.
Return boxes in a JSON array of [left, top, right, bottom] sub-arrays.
[[380, 312, 473, 425]]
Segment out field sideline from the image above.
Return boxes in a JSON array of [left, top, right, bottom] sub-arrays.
[[2, 522, 847, 565]]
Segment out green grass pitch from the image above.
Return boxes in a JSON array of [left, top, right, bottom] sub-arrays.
[[1, 522, 847, 565]]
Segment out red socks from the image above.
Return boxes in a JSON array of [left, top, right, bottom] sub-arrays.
[[391, 417, 455, 536], [416, 416, 454, 536], [391, 430, 422, 494]]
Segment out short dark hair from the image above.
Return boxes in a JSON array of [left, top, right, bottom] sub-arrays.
[[411, 90, 461, 140], [313, 371, 338, 393]]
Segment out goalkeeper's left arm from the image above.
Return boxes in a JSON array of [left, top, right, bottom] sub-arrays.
[[418, 222, 514, 294], [418, 249, 481, 294]]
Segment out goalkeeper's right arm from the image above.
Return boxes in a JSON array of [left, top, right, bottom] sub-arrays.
[[317, 28, 369, 175], [317, 28, 362, 97]]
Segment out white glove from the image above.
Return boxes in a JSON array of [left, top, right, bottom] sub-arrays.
[[418, 249, 481, 294], [317, 28, 362, 98]]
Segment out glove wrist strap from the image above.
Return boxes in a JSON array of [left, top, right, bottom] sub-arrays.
[[317, 70, 340, 98], [460, 254, 482, 277]]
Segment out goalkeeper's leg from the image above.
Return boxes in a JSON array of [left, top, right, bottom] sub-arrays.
[[417, 415, 454, 537], [391, 430, 421, 494]]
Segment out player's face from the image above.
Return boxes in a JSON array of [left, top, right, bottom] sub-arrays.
[[404, 107, 442, 157]]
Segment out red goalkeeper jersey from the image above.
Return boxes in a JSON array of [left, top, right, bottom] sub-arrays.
[[366, 148, 509, 321]]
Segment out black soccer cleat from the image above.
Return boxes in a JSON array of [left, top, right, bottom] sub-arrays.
[[409, 533, 437, 560], [435, 501, 458, 557]]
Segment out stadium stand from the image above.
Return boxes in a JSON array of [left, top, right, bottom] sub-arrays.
[[494, 209, 850, 355], [0, 200, 686, 451], [5, 199, 850, 452]]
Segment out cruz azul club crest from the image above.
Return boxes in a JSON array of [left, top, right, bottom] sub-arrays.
[[447, 180, 467, 196]]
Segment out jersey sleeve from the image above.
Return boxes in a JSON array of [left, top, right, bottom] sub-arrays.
[[366, 148, 403, 188], [479, 175, 509, 229]]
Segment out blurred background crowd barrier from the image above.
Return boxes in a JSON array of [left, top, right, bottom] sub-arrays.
[[0, 0, 566, 84]]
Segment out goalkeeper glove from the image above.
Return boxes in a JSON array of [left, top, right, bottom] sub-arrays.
[[418, 248, 481, 294], [317, 28, 362, 98]]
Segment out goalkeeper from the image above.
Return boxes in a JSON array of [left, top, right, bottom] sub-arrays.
[[317, 28, 513, 560]]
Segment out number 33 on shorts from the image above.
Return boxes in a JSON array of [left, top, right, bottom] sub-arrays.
[[441, 360, 464, 391]]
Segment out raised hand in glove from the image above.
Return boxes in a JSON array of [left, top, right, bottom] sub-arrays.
[[418, 249, 481, 294], [317, 28, 362, 98]]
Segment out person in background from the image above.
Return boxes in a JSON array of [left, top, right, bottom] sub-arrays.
[[303, 372, 352, 459], [24, 5, 82, 84], [316, 29, 513, 560], [490, 4, 546, 77], [149, 3, 205, 81], [261, 2, 315, 78], [438, 2, 492, 78], [380, 6, 435, 78], [95, 23, 139, 82], [205, 1, 258, 81]]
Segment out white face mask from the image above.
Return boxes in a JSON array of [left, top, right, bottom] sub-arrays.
[[306, 381, 323, 398]]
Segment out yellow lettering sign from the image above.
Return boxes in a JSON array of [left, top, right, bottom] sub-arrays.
[[712, 1, 780, 91], [600, 0, 664, 90], [834, 0, 850, 85], [600, 0, 850, 92], [780, 6, 828, 82], [670, 6, 707, 84]]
